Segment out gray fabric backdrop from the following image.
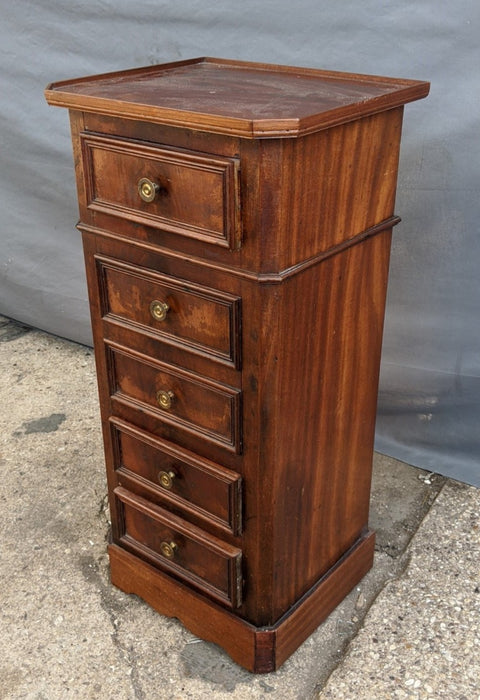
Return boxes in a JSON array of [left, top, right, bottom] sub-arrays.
[[1, 1, 479, 484]]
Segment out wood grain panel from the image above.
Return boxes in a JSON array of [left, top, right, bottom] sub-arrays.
[[96, 254, 241, 367], [254, 230, 392, 621], [110, 418, 242, 535], [115, 487, 243, 608], [251, 108, 404, 271], [107, 343, 242, 453], [81, 132, 241, 248]]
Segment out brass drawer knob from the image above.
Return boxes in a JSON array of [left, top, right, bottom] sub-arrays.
[[157, 389, 174, 410], [138, 177, 160, 203], [158, 470, 176, 490], [159, 540, 177, 559], [149, 300, 170, 322]]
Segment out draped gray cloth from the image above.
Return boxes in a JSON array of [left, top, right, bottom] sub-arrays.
[[1, 1, 479, 484]]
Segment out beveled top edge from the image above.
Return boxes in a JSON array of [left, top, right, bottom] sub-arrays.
[[45, 56, 430, 139]]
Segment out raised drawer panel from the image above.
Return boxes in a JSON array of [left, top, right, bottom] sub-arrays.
[[81, 133, 241, 248], [115, 487, 243, 608], [110, 419, 242, 535], [108, 344, 242, 452], [97, 255, 241, 367]]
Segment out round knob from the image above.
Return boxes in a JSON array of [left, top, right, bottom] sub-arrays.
[[157, 389, 174, 410], [149, 300, 169, 322], [159, 541, 177, 559], [138, 177, 160, 203], [158, 470, 176, 490]]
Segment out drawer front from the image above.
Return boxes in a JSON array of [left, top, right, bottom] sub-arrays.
[[81, 133, 241, 249], [108, 344, 242, 452], [110, 419, 242, 534], [97, 255, 241, 367], [115, 487, 243, 608]]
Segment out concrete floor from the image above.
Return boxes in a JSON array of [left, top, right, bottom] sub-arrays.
[[1, 315, 479, 699]]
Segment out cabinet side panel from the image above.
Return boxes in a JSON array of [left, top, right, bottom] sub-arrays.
[[261, 230, 392, 620], [68, 111, 89, 220], [80, 231, 125, 538], [255, 108, 403, 271]]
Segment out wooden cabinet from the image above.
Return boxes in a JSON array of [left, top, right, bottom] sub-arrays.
[[45, 57, 429, 672]]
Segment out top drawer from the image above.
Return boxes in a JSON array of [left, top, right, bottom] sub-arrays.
[[80, 133, 241, 249]]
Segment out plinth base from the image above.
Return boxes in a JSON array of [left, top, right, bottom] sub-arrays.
[[108, 530, 375, 673]]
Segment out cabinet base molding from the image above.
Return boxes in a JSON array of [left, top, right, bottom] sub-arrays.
[[109, 530, 375, 673]]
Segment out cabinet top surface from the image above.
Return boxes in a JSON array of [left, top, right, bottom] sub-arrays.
[[45, 57, 429, 138]]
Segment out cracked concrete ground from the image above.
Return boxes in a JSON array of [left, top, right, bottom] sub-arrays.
[[0, 315, 478, 699]]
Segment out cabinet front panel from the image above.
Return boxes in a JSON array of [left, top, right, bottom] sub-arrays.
[[81, 133, 241, 248], [107, 344, 242, 452], [96, 255, 241, 367], [115, 487, 243, 608], [110, 419, 242, 534]]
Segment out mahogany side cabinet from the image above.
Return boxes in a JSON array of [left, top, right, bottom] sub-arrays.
[[45, 58, 429, 672]]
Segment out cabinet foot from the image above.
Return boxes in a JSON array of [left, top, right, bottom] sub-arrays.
[[108, 530, 375, 673]]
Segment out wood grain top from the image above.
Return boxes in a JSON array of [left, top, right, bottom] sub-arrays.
[[45, 57, 429, 138]]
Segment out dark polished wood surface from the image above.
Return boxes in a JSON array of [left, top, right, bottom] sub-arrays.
[[46, 56, 429, 137], [46, 58, 429, 672]]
